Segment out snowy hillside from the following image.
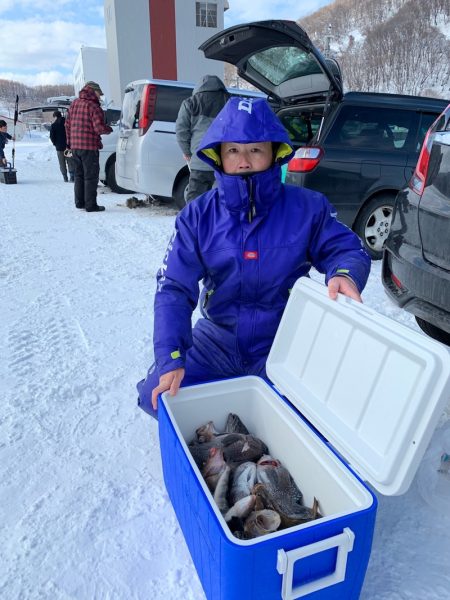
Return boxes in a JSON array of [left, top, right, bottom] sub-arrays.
[[300, 0, 450, 98]]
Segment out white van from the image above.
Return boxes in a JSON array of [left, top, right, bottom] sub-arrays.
[[116, 79, 265, 208]]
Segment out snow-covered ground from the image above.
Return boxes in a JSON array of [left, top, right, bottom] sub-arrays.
[[1, 134, 450, 600]]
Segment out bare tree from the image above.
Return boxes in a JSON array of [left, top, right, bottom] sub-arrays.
[[298, 0, 449, 98]]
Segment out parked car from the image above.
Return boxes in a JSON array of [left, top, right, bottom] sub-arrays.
[[200, 19, 449, 259], [381, 103, 450, 346], [115, 79, 265, 209], [19, 104, 130, 194]]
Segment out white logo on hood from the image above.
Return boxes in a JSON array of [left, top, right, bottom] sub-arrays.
[[238, 99, 253, 114]]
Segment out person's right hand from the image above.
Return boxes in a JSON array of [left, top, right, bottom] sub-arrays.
[[151, 368, 185, 411]]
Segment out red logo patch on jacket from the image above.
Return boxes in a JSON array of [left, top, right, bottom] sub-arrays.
[[244, 251, 259, 260]]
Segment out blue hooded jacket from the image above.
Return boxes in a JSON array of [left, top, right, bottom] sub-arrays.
[[153, 97, 370, 376]]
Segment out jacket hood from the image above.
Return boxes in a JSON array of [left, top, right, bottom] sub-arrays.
[[193, 74, 227, 95], [197, 97, 294, 170], [79, 86, 101, 103]]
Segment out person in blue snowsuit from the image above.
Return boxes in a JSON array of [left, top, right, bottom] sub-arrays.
[[137, 97, 371, 417]]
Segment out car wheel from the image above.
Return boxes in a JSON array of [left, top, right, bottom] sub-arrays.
[[173, 173, 189, 210], [415, 317, 450, 346], [354, 195, 395, 260], [106, 156, 133, 194]]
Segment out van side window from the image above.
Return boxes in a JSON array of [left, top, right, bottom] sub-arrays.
[[154, 87, 193, 122]]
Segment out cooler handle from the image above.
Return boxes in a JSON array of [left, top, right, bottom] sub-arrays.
[[276, 527, 355, 600]]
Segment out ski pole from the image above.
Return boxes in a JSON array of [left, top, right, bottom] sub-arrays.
[[12, 94, 18, 168]]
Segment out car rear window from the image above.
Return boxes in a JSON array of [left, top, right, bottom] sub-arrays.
[[417, 112, 442, 150], [325, 105, 418, 151], [121, 84, 145, 129], [247, 46, 321, 86], [278, 111, 323, 145]]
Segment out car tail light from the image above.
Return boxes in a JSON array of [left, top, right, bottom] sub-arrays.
[[391, 273, 404, 291], [409, 124, 436, 195], [138, 84, 157, 136], [287, 147, 324, 173]]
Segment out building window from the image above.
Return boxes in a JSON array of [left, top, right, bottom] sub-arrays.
[[196, 2, 217, 28]]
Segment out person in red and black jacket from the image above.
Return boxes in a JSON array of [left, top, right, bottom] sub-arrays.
[[65, 81, 112, 212]]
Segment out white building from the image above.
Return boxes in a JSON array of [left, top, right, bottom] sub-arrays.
[[104, 0, 228, 107], [73, 47, 112, 106]]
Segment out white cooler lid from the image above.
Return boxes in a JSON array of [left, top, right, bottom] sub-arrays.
[[267, 278, 450, 495]]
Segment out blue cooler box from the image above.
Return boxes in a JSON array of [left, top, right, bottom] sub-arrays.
[[158, 278, 450, 600]]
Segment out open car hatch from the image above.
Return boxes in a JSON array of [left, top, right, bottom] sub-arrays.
[[199, 20, 343, 105]]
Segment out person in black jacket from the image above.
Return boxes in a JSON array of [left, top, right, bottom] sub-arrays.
[[0, 119, 14, 166], [50, 110, 74, 182]]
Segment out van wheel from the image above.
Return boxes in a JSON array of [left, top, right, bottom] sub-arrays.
[[415, 318, 450, 346], [354, 195, 395, 260], [173, 173, 189, 210], [106, 156, 133, 194]]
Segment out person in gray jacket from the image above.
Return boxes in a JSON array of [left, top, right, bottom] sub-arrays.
[[175, 74, 229, 203]]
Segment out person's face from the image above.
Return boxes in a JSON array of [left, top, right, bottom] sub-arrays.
[[0, 125, 7, 132], [220, 142, 273, 175]]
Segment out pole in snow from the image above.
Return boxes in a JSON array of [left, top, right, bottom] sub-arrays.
[[12, 94, 18, 168]]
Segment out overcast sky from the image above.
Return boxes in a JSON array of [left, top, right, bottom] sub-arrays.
[[0, 0, 334, 87]]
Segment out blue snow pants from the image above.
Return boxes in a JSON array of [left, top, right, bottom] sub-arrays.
[[136, 318, 269, 419]]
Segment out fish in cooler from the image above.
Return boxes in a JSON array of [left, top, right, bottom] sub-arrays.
[[191, 413, 321, 539]]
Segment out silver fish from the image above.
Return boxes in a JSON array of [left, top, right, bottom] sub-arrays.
[[244, 509, 281, 539], [224, 494, 256, 522], [229, 461, 257, 505], [213, 464, 231, 514]]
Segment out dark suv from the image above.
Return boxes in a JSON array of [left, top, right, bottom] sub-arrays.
[[200, 20, 448, 258], [382, 103, 450, 346]]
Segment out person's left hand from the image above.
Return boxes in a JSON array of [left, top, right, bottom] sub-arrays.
[[328, 276, 362, 303]]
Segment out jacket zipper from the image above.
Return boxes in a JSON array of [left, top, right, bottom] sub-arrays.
[[247, 178, 255, 223]]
